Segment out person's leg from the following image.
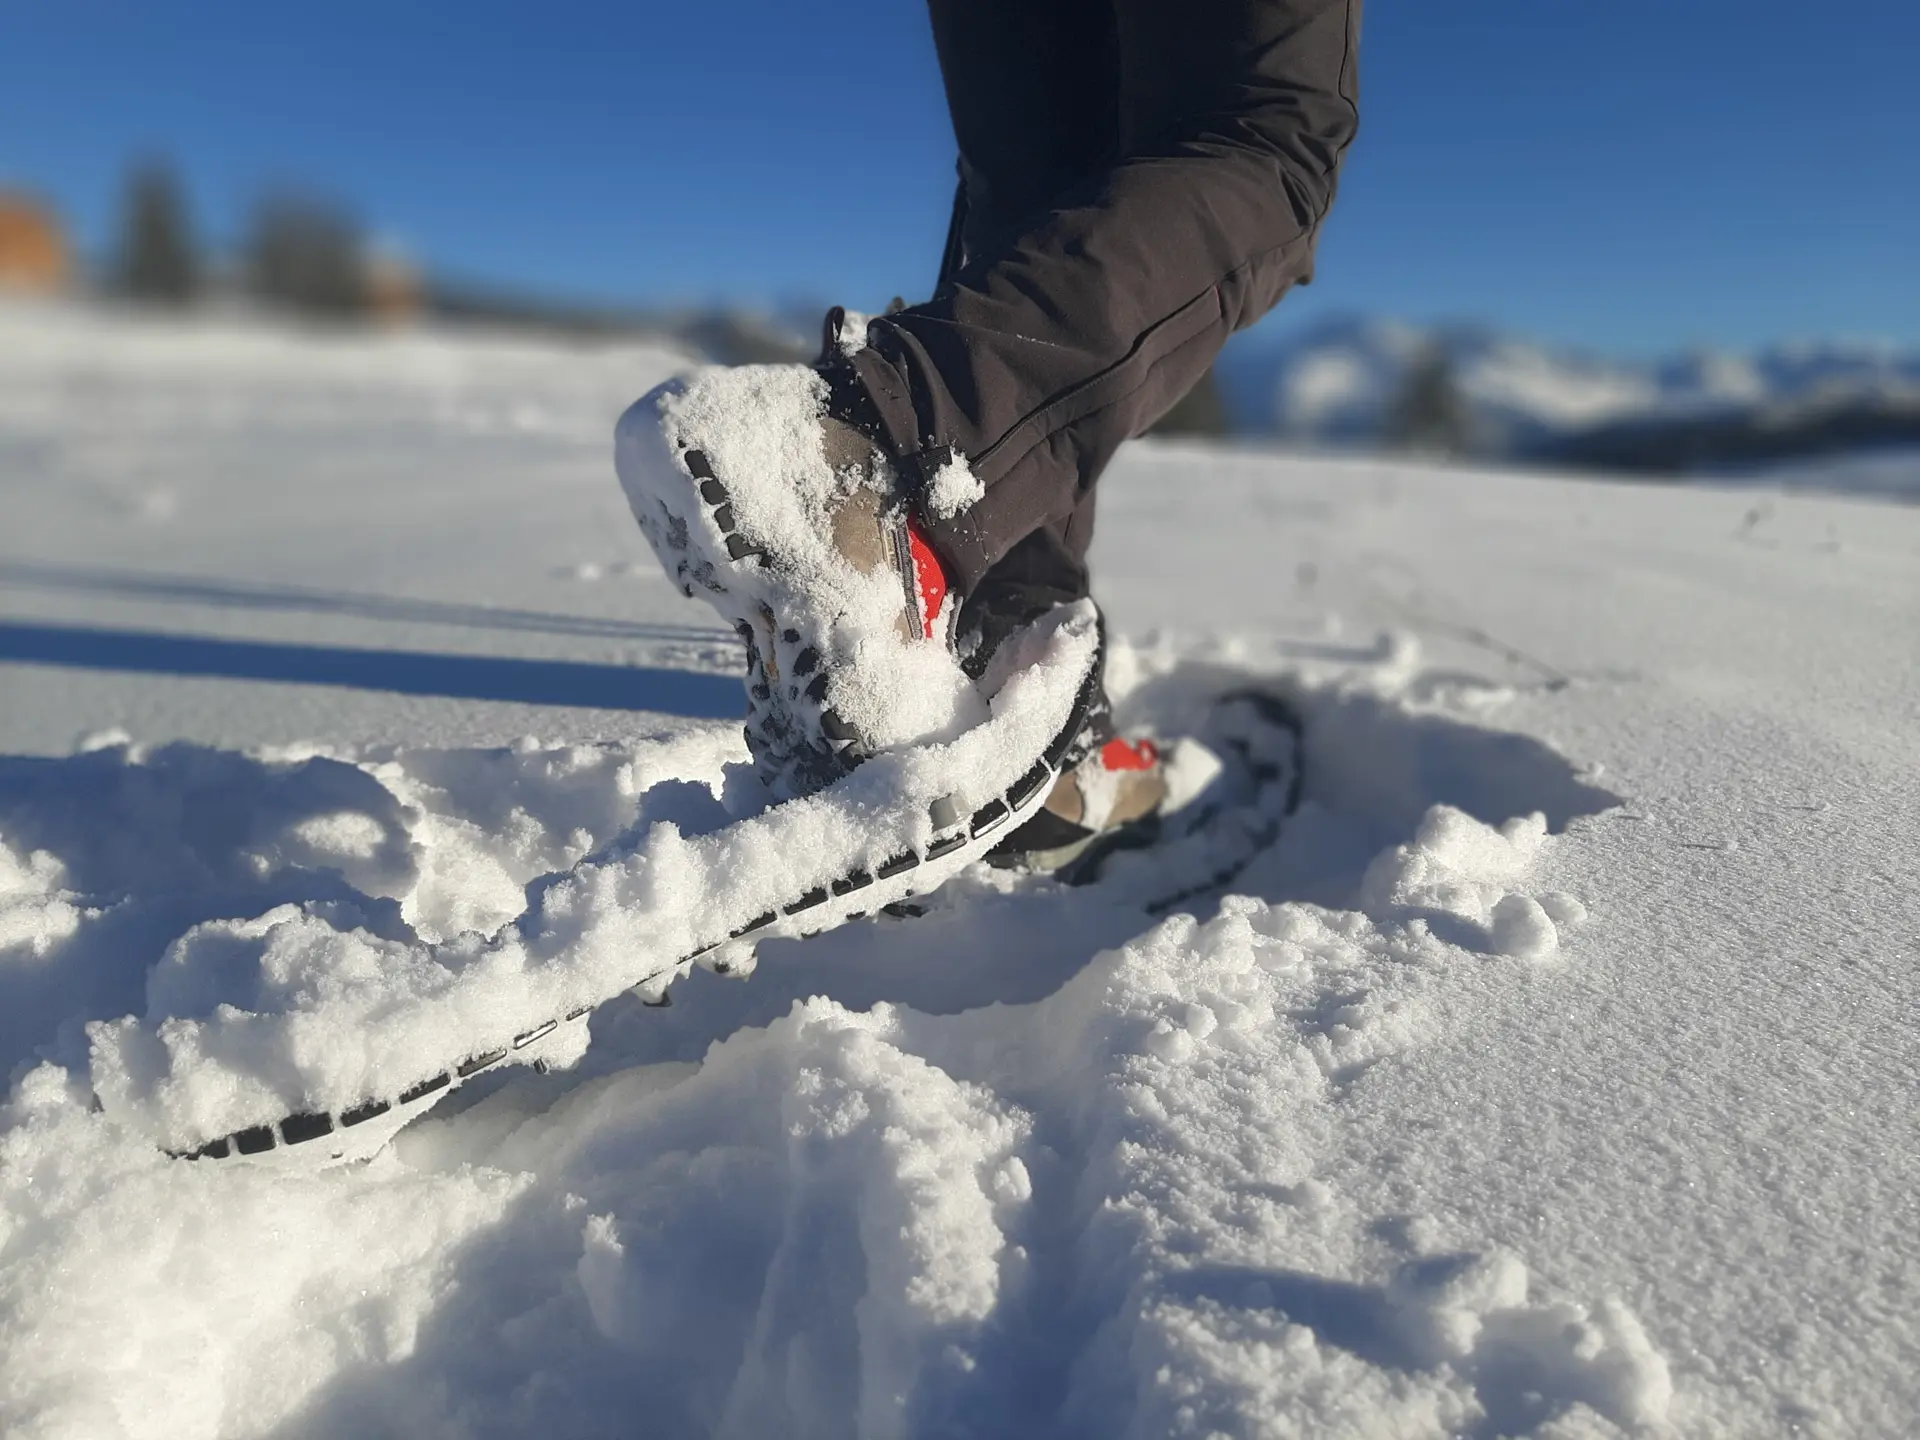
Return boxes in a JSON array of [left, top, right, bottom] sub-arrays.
[[849, 0, 1360, 596], [911, 0, 1124, 650], [925, 0, 1118, 278]]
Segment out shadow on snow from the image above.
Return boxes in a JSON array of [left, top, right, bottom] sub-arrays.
[[0, 619, 742, 715]]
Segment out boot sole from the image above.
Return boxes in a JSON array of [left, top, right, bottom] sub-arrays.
[[616, 392, 872, 792]]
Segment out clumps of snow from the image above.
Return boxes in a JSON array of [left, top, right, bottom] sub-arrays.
[[567, 1000, 1033, 1436], [1387, 1250, 1669, 1415], [0, 1059, 526, 1440], [617, 366, 986, 758], [0, 840, 87, 960], [1360, 806, 1585, 960], [289, 810, 389, 861], [922, 449, 985, 520], [1490, 892, 1560, 959], [362, 735, 722, 942], [832, 308, 874, 356], [1375, 1251, 1672, 1429]]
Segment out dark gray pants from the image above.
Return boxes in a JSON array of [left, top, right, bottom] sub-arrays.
[[849, 0, 1359, 621]]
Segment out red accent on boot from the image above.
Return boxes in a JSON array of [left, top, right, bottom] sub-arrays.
[[904, 517, 948, 640], [1099, 736, 1160, 771]]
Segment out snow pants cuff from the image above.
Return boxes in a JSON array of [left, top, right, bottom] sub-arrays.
[[850, 231, 1315, 598]]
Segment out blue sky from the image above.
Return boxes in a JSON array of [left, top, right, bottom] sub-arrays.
[[2, 0, 1915, 357]]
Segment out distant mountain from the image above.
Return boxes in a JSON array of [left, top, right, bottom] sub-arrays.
[[1214, 316, 1920, 473], [425, 281, 814, 366]]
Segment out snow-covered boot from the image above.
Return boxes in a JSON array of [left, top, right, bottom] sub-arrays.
[[615, 364, 979, 798]]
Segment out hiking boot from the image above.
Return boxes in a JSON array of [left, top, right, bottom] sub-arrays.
[[990, 723, 1167, 873], [615, 363, 979, 798]]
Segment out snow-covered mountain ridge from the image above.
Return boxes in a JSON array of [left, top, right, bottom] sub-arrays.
[[1216, 314, 1920, 469]]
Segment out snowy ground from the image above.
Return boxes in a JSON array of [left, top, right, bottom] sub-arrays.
[[1, 300, 1916, 1438]]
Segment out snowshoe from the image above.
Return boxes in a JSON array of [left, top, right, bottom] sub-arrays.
[[122, 653, 1309, 1173], [120, 603, 1108, 1169]]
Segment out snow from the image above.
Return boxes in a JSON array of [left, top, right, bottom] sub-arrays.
[[3, 300, 1919, 1436], [923, 450, 986, 520]]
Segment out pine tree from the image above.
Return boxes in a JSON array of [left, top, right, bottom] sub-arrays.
[[1149, 365, 1233, 438], [1387, 342, 1474, 458], [116, 162, 197, 304], [247, 195, 368, 318]]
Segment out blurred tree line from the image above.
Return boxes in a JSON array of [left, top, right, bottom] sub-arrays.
[[1150, 345, 1474, 450], [93, 160, 1488, 464], [1386, 342, 1474, 458], [112, 159, 385, 318]]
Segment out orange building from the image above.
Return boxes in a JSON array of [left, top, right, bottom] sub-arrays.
[[0, 193, 69, 293], [366, 247, 422, 324]]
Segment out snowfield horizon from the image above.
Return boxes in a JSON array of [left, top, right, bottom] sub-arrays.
[[1, 301, 1915, 1438]]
